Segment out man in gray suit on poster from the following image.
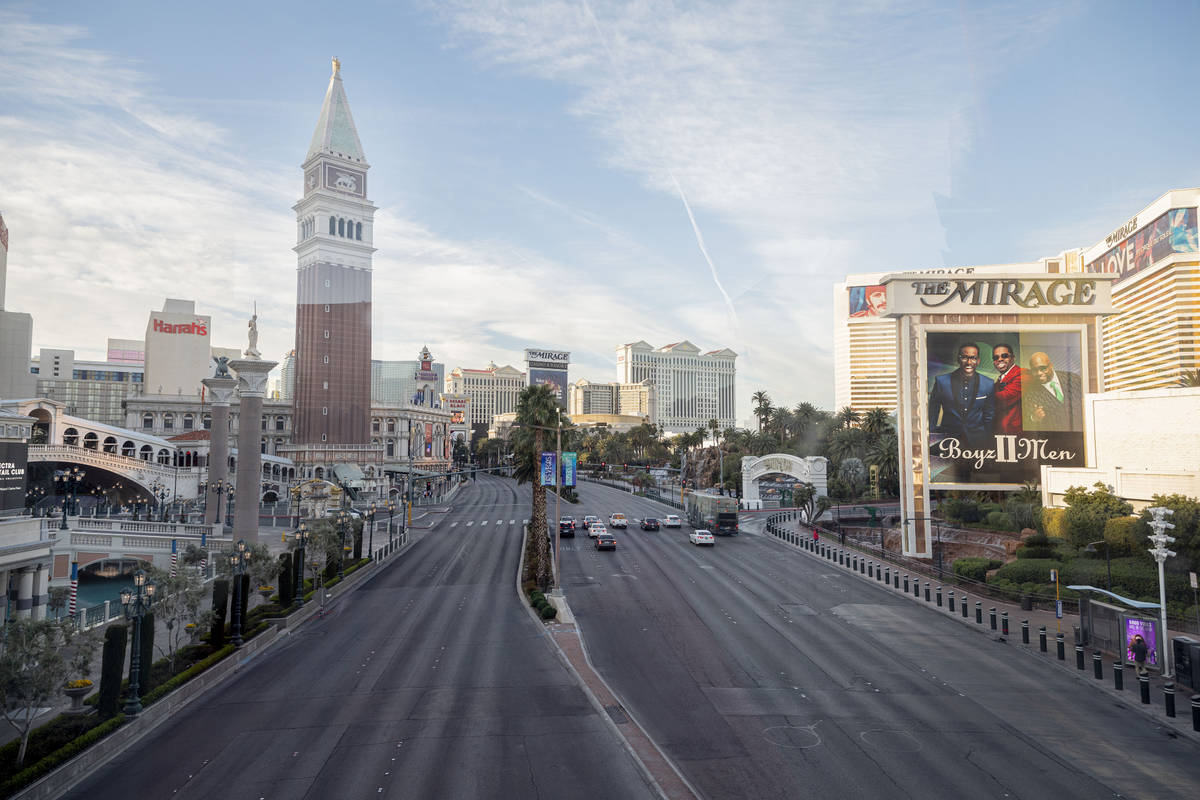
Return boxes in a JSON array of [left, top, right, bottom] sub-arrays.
[[1024, 351, 1083, 431]]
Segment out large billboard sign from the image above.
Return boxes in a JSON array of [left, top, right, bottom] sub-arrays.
[[889, 276, 1110, 316], [529, 367, 568, 408], [1086, 207, 1198, 282], [848, 284, 887, 319], [926, 330, 1086, 484], [0, 441, 29, 512]]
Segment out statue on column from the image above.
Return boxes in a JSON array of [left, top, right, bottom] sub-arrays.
[[245, 308, 261, 358], [212, 356, 231, 378]]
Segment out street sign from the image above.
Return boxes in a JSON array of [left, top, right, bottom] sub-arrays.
[[1191, 571, 1198, 589], [1055, 600, 1063, 619], [539, 452, 557, 486], [561, 452, 577, 487], [1049, 569, 1058, 583]]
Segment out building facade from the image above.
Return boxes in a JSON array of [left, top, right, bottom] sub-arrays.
[[614, 340, 735, 434], [372, 347, 445, 408], [31, 349, 143, 426], [291, 58, 376, 446], [568, 379, 655, 421], [446, 363, 526, 433], [0, 213, 35, 401]]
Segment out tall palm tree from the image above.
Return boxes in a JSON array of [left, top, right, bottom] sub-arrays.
[[513, 384, 560, 589], [751, 390, 771, 431], [834, 406, 860, 430], [860, 408, 892, 436], [1179, 369, 1200, 388], [708, 418, 720, 446], [753, 402, 773, 433]]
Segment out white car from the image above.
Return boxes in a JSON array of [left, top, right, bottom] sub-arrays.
[[663, 515, 682, 528], [689, 529, 715, 546], [589, 523, 607, 538], [609, 513, 628, 529]]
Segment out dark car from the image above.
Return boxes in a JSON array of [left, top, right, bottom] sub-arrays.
[[595, 533, 616, 551], [640, 517, 660, 531], [559, 516, 576, 538]]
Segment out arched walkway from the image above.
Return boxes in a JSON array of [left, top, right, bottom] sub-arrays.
[[740, 454, 829, 510]]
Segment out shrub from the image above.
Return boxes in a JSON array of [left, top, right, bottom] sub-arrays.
[[98, 624, 127, 718], [141, 644, 236, 707], [210, 579, 229, 647], [1104, 516, 1142, 556], [991, 558, 1062, 586], [1041, 507, 1067, 538], [279, 552, 294, 607], [0, 716, 126, 796], [984, 511, 1015, 531], [1016, 531, 1057, 559], [539, 604, 558, 620], [137, 611, 156, 694], [953, 557, 1002, 583]]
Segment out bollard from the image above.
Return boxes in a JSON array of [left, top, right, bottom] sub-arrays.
[[976, 602, 983, 624], [1114, 661, 1124, 691], [948, 590, 955, 612], [1191, 694, 1200, 731], [860, 558, 865, 575], [904, 575, 909, 593], [962, 595, 969, 618], [894, 571, 900, 589], [868, 562, 873, 578], [1075, 644, 1084, 670], [1164, 683, 1176, 718], [884, 566, 890, 584], [1021, 620, 1029, 644], [1093, 652, 1103, 680], [924, 583, 931, 602], [1001, 611, 1009, 636], [1056, 633, 1065, 660], [989, 608, 997, 630], [1039, 626, 1047, 652], [936, 586, 942, 607], [1139, 674, 1150, 704], [840, 550, 845, 566], [914, 579, 921, 598]]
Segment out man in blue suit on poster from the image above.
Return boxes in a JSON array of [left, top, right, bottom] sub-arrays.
[[929, 342, 995, 450]]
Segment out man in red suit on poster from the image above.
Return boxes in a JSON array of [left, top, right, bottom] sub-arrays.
[[991, 343, 1023, 434]]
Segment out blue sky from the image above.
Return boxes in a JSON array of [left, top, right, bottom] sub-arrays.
[[2, 0, 1198, 422]]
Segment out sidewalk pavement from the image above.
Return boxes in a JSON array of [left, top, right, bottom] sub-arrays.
[[743, 516, 1200, 742]]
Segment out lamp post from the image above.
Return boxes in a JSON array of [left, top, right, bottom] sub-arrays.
[[228, 539, 252, 648], [386, 499, 396, 546], [336, 510, 349, 578], [293, 522, 308, 606], [367, 501, 377, 560], [1146, 507, 1177, 679], [224, 485, 236, 527], [55, 467, 84, 530], [210, 479, 225, 523], [120, 570, 156, 715], [1084, 539, 1113, 591], [198, 480, 208, 519], [150, 479, 169, 522]]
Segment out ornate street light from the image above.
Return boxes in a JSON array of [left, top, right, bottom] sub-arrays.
[[336, 510, 350, 578], [293, 523, 308, 606], [209, 479, 226, 521], [121, 569, 157, 715], [55, 467, 84, 530], [367, 501, 377, 560], [225, 486, 236, 527], [150, 479, 169, 522], [386, 499, 396, 546], [228, 539, 252, 648]]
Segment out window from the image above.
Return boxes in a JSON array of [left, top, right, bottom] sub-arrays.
[[321, 433, 327, 442], [338, 218, 345, 237], [322, 407, 328, 415], [372, 419, 380, 433], [324, 330, 330, 339], [142, 413, 154, 430], [261, 438, 267, 454], [324, 304, 330, 312], [323, 355, 329, 364], [261, 415, 267, 430], [163, 413, 174, 430], [202, 413, 211, 430], [63, 427, 79, 446], [275, 416, 284, 431], [355, 222, 362, 240], [323, 381, 329, 390], [324, 279, 330, 288], [329, 216, 336, 234], [183, 414, 194, 430]]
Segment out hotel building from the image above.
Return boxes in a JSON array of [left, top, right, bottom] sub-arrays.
[[615, 341, 735, 434]]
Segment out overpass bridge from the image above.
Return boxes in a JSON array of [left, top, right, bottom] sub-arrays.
[[30, 444, 189, 498], [44, 516, 229, 586]]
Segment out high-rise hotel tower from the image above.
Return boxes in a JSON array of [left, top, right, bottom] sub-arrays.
[[292, 58, 375, 445]]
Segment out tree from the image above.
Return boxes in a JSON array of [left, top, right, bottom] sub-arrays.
[[865, 429, 899, 496], [1178, 369, 1200, 388], [794, 482, 831, 524], [1062, 482, 1133, 547], [513, 384, 561, 589], [834, 406, 860, 430], [751, 390, 771, 431], [295, 519, 343, 601], [0, 619, 96, 766], [147, 567, 210, 673], [708, 418, 720, 446], [1136, 494, 1200, 572], [860, 408, 892, 436]]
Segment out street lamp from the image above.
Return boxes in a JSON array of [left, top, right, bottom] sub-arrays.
[[55, 467, 84, 530], [150, 479, 169, 522], [120, 569, 156, 715], [293, 523, 308, 606], [386, 499, 396, 546], [367, 501, 377, 560], [1084, 539, 1113, 591], [1146, 507, 1177, 679], [336, 510, 350, 578], [209, 479, 225, 521], [228, 539, 252, 648], [224, 486, 236, 527]]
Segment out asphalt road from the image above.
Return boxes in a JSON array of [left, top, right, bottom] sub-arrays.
[[64, 474, 655, 800], [563, 480, 1200, 800]]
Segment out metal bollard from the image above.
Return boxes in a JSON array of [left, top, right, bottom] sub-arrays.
[[1192, 694, 1200, 731], [976, 602, 983, 624], [904, 575, 909, 593], [1093, 652, 1103, 680], [1001, 611, 1009, 636], [1114, 661, 1124, 691], [894, 571, 900, 589], [989, 608, 997, 630], [1075, 644, 1085, 670], [868, 562, 873, 578], [924, 583, 931, 602], [914, 579, 921, 598], [962, 595, 969, 618], [1139, 674, 1150, 704], [884, 566, 890, 583], [840, 550, 845, 566], [1164, 683, 1175, 718], [948, 590, 955, 612], [851, 555, 857, 571], [1039, 626, 1047, 652], [1021, 620, 1029, 644], [936, 586, 942, 607], [1056, 633, 1065, 660], [860, 558, 866, 575]]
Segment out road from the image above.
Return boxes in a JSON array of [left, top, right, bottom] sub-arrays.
[[65, 474, 656, 800], [563, 479, 1200, 799]]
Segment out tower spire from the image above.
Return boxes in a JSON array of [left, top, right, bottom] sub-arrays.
[[307, 57, 366, 164]]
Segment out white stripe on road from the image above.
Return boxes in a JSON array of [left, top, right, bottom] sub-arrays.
[[467, 521, 474, 526], [510, 519, 515, 524], [496, 519, 503, 525], [481, 521, 488, 526], [450, 522, 457, 527]]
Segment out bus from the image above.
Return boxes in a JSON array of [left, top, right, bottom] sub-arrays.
[[685, 491, 739, 535]]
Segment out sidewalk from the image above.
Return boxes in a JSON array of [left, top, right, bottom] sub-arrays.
[[747, 516, 1200, 742]]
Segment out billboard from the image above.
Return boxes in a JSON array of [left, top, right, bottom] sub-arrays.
[[1086, 207, 1199, 281], [529, 367, 568, 408], [561, 452, 577, 487], [848, 284, 887, 319], [926, 330, 1086, 484], [0, 441, 29, 512], [540, 452, 557, 486]]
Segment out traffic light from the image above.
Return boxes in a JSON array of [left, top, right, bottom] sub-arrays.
[[623, 463, 627, 470], [600, 462, 606, 470]]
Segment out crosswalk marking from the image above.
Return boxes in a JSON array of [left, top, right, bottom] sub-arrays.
[[450, 522, 457, 528], [510, 519, 515, 524], [467, 521, 474, 526], [481, 521, 488, 526]]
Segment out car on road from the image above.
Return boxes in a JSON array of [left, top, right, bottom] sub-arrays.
[[588, 523, 607, 538], [609, 513, 628, 528], [640, 517, 660, 531], [559, 516, 576, 537], [582, 515, 600, 530], [689, 529, 715, 546], [663, 514, 682, 528], [595, 533, 616, 551]]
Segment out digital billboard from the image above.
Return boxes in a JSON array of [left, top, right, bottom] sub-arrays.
[[0, 441, 29, 512], [848, 284, 887, 319], [926, 330, 1086, 484], [1086, 207, 1198, 281], [529, 367, 568, 408]]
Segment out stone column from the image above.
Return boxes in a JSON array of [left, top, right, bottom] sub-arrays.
[[31, 564, 49, 620], [202, 376, 238, 525], [230, 357, 277, 544], [15, 567, 33, 618]]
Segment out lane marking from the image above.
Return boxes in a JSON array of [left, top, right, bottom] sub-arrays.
[[481, 521, 488, 526], [466, 521, 474, 526]]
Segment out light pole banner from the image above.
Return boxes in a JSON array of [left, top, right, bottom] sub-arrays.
[[540, 452, 557, 486], [561, 452, 577, 487]]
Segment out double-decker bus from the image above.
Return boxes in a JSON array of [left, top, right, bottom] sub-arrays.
[[684, 491, 739, 535]]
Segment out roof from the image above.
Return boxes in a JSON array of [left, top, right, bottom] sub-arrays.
[[1067, 586, 1161, 610], [306, 59, 367, 164], [167, 430, 211, 442]]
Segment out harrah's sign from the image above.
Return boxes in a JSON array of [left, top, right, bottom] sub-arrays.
[[153, 318, 208, 336]]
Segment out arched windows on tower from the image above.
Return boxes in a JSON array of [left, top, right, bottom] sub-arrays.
[[319, 215, 365, 241], [338, 218, 345, 237], [329, 216, 336, 235], [355, 222, 362, 240]]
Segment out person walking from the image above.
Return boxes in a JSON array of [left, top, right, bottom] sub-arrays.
[[1130, 634, 1149, 676]]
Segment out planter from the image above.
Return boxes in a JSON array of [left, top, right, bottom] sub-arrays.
[[62, 684, 93, 715]]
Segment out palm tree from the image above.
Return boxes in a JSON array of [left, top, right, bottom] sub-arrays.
[[866, 429, 899, 494], [512, 384, 560, 589], [834, 406, 860, 430], [708, 418, 720, 446], [751, 390, 771, 431], [1179, 369, 1200, 387], [860, 408, 892, 436]]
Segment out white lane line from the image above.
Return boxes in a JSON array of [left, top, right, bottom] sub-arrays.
[[510, 519, 515, 524], [466, 521, 474, 526], [496, 519, 503, 525], [481, 520, 488, 526], [450, 522, 457, 528]]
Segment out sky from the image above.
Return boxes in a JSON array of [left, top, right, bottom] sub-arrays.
[[2, 0, 1198, 424]]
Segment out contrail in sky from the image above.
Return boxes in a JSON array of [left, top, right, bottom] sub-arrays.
[[579, 0, 738, 325]]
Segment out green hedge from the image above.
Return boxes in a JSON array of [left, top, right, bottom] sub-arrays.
[[141, 644, 235, 706], [953, 557, 1002, 582], [991, 558, 1063, 586], [539, 604, 558, 620], [0, 716, 127, 797]]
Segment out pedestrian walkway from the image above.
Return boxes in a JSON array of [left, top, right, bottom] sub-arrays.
[[746, 516, 1200, 742]]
